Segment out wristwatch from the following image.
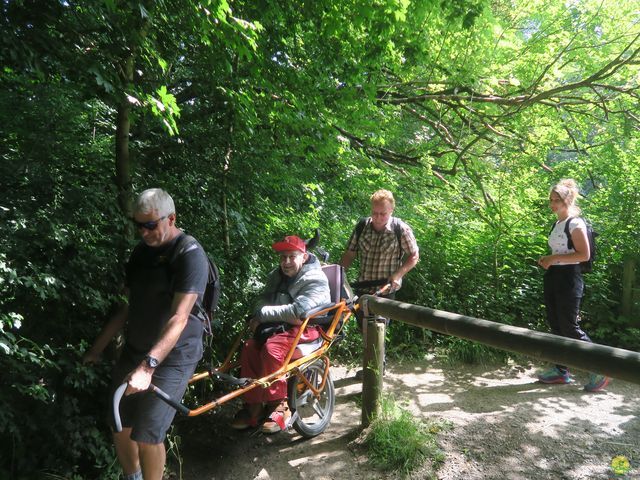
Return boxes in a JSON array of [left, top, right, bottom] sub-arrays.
[[145, 355, 159, 369]]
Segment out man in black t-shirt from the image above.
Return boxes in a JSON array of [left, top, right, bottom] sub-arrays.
[[84, 188, 208, 480]]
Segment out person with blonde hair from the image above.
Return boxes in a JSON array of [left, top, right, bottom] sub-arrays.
[[340, 189, 419, 377], [341, 189, 419, 291], [537, 179, 609, 392]]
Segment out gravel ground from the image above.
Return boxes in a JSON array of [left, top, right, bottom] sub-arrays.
[[172, 358, 640, 479]]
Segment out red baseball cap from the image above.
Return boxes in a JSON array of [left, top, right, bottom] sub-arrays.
[[272, 235, 306, 253]]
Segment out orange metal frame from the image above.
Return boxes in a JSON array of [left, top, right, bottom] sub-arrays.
[[182, 299, 357, 417]]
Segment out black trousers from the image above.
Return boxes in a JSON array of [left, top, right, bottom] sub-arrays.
[[543, 264, 591, 373]]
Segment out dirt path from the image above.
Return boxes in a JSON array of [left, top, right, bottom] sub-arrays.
[[173, 359, 640, 479]]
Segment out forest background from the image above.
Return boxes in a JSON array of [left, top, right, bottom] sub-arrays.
[[1, 0, 639, 478]]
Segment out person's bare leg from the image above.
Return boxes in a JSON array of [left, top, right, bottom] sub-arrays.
[[139, 441, 166, 480], [113, 428, 140, 475]]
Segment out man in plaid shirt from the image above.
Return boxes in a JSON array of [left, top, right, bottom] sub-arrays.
[[340, 189, 419, 292], [340, 189, 419, 377]]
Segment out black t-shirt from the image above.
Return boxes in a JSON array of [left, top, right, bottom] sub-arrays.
[[124, 233, 209, 365]]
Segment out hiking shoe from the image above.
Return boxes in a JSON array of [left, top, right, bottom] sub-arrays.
[[538, 367, 571, 384], [584, 374, 610, 392], [261, 400, 290, 434]]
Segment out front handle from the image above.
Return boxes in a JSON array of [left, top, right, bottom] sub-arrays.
[[112, 382, 191, 433], [113, 383, 128, 433]]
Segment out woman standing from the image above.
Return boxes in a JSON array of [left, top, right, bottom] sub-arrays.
[[537, 179, 610, 392]]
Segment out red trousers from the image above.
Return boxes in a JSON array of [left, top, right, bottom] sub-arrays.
[[240, 325, 320, 404]]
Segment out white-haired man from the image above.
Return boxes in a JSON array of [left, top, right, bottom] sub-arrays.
[[84, 188, 209, 480], [230, 235, 330, 434]]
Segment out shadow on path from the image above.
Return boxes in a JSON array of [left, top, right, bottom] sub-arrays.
[[173, 360, 640, 480]]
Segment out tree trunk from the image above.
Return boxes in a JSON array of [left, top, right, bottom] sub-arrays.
[[115, 55, 134, 246], [621, 255, 636, 321], [113, 12, 150, 248], [221, 56, 238, 256], [222, 121, 233, 256]]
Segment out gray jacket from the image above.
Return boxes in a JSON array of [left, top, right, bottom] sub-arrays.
[[254, 254, 331, 324]]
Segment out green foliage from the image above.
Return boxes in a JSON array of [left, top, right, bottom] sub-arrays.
[[2, 0, 640, 476], [166, 426, 184, 480], [363, 395, 447, 477], [387, 322, 435, 360], [0, 73, 125, 478], [438, 338, 510, 366], [0, 343, 119, 479], [331, 315, 365, 361]]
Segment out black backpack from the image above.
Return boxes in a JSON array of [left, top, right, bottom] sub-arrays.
[[353, 216, 404, 261], [171, 234, 221, 334], [559, 217, 597, 273]]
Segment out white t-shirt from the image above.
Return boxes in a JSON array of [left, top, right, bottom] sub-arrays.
[[548, 217, 587, 264]]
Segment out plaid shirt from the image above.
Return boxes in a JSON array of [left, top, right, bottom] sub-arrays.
[[346, 217, 419, 283]]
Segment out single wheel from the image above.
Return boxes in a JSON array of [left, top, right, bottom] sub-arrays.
[[287, 359, 335, 438]]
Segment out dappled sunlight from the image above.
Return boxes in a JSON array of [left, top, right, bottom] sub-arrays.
[[385, 359, 640, 479], [395, 370, 445, 388], [286, 449, 348, 470], [497, 445, 551, 479], [527, 392, 634, 437], [417, 392, 456, 408], [469, 375, 534, 388]]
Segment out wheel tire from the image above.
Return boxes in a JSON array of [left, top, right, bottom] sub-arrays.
[[287, 359, 335, 438]]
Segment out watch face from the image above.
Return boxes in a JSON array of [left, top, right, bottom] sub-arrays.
[[146, 356, 159, 368]]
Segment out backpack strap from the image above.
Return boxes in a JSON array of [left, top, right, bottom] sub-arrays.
[[170, 233, 198, 263], [168, 233, 208, 320], [391, 217, 404, 261], [353, 216, 369, 245], [563, 217, 575, 250]]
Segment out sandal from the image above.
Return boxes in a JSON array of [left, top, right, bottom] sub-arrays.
[[261, 400, 291, 434]]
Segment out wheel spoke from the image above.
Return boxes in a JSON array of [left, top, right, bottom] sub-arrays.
[[312, 401, 325, 417], [296, 389, 312, 408]]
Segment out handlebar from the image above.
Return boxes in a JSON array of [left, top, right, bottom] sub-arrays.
[[113, 383, 127, 433], [373, 283, 393, 296], [351, 279, 395, 297], [113, 382, 190, 432]]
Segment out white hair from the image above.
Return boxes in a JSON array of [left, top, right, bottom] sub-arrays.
[[134, 188, 175, 216]]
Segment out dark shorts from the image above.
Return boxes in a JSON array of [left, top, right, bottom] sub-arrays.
[[109, 354, 197, 444]]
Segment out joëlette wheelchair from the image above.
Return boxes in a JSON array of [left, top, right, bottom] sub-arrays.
[[113, 263, 378, 439]]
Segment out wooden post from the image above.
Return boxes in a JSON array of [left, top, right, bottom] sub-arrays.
[[361, 320, 385, 427]]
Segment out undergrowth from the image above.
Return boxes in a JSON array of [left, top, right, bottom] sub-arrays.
[[362, 395, 449, 478], [437, 337, 510, 366]]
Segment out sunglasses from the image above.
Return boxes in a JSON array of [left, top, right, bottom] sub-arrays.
[[132, 215, 167, 231]]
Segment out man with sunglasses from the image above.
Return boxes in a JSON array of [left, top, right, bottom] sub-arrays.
[[84, 188, 209, 480]]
